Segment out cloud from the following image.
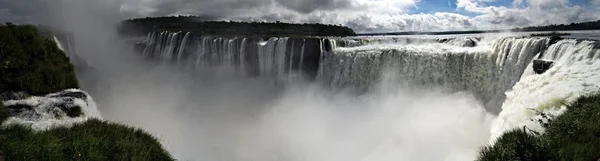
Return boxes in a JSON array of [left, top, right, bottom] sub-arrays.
[[594, 0, 600, 8], [0, 0, 598, 33]]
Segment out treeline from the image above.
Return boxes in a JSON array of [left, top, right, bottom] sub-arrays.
[[119, 16, 356, 37], [359, 19, 600, 36], [513, 20, 600, 32]]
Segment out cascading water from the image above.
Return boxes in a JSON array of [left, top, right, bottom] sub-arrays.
[[491, 39, 600, 142], [319, 37, 549, 113], [140, 31, 319, 80], [128, 31, 600, 160]]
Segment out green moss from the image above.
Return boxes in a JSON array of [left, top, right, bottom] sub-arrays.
[[478, 94, 600, 161], [0, 119, 174, 161], [0, 25, 79, 95]]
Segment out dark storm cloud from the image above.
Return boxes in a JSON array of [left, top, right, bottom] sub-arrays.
[[0, 0, 49, 23]]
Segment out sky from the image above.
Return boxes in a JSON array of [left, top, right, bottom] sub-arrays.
[[0, 0, 599, 33]]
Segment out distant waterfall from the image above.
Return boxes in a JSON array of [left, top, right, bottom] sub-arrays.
[[140, 31, 324, 80]]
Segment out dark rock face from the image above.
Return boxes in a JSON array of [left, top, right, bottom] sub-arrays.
[[437, 37, 478, 47], [0, 92, 28, 101], [533, 60, 554, 74], [49, 90, 88, 100]]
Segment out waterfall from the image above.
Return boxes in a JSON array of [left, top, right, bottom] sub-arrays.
[[490, 39, 600, 143], [141, 31, 320, 79], [136, 31, 600, 135], [318, 37, 549, 112], [128, 30, 600, 160]]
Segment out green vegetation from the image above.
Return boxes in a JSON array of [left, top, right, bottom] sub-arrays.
[[0, 24, 174, 160], [0, 119, 174, 161], [0, 24, 79, 95], [515, 20, 600, 32], [530, 32, 570, 37], [478, 94, 600, 161], [359, 19, 600, 35], [119, 16, 357, 37]]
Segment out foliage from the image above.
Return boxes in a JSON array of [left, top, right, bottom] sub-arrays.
[[514, 20, 600, 32], [529, 32, 570, 37], [119, 16, 357, 37], [0, 119, 174, 161], [0, 24, 79, 95], [478, 94, 600, 161], [359, 19, 600, 35]]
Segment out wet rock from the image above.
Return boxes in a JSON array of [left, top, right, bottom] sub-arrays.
[[0, 91, 29, 101], [533, 60, 554, 74]]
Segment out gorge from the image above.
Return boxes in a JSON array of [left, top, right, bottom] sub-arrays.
[[84, 28, 599, 160]]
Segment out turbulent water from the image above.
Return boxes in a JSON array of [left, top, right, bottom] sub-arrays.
[[63, 31, 600, 160]]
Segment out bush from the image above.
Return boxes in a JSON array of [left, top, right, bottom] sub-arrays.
[[0, 119, 174, 161], [478, 94, 600, 161], [0, 25, 79, 95]]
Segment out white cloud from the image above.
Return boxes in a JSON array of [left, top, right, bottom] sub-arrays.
[[594, 0, 600, 7], [0, 0, 598, 33]]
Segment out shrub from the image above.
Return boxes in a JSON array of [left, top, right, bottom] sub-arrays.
[[0, 25, 79, 95]]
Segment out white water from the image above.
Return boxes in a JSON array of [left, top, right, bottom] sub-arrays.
[[491, 40, 600, 142], [2, 89, 102, 131], [74, 32, 600, 161], [320, 37, 549, 113], [96, 64, 495, 161]]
